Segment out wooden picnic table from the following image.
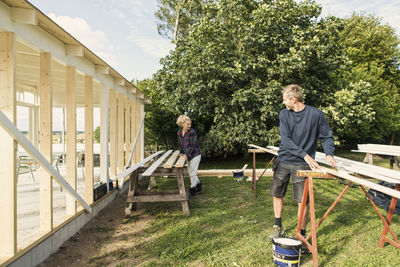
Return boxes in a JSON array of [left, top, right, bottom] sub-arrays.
[[124, 150, 191, 216]]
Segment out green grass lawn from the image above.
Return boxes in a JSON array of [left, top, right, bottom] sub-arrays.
[[104, 152, 400, 266]]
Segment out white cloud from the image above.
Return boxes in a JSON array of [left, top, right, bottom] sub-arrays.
[[91, 0, 173, 59], [131, 34, 174, 59], [48, 13, 118, 67], [317, 0, 400, 36]]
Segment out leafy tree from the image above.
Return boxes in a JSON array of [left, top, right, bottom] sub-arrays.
[[323, 13, 400, 146], [94, 126, 100, 143], [135, 79, 178, 150], [155, 0, 204, 41], [155, 0, 344, 156]]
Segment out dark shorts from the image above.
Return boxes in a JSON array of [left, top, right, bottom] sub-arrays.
[[270, 159, 311, 202]]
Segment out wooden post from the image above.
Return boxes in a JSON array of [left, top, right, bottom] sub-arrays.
[[252, 151, 256, 198], [0, 32, 17, 257], [140, 104, 144, 161], [117, 93, 124, 174], [99, 86, 109, 186], [39, 52, 53, 232], [84, 75, 94, 204], [66, 66, 77, 215], [135, 101, 141, 162], [109, 89, 117, 178], [130, 100, 136, 166], [125, 96, 131, 166], [176, 168, 190, 215]]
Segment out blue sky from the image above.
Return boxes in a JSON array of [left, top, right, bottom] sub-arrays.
[[28, 0, 400, 82]]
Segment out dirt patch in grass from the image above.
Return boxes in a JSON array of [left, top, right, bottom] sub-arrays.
[[38, 193, 156, 267]]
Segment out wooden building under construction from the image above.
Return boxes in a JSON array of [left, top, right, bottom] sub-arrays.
[[0, 0, 149, 265]]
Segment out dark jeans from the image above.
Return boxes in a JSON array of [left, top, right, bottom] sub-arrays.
[[270, 159, 310, 202]]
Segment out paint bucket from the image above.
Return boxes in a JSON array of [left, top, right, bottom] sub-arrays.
[[271, 237, 302, 267], [232, 170, 244, 181]]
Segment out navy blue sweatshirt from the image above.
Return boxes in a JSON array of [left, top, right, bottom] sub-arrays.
[[277, 105, 335, 165]]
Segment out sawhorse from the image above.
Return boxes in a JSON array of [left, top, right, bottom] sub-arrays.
[[295, 170, 335, 267], [296, 170, 400, 267]]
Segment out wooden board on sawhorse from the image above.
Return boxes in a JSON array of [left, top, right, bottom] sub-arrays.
[[125, 150, 191, 216], [295, 170, 335, 267]]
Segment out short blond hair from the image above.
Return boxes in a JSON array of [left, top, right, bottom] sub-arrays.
[[176, 114, 191, 127], [282, 84, 304, 102]]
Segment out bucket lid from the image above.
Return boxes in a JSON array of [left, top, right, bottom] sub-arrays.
[[272, 237, 302, 249]]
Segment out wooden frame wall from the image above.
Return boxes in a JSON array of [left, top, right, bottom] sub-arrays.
[[0, 2, 149, 263]]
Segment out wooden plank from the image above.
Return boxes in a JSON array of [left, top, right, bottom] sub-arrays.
[[128, 194, 187, 203], [135, 190, 180, 196], [109, 89, 117, 177], [315, 152, 400, 181], [297, 170, 335, 178], [39, 52, 53, 231], [248, 149, 268, 153], [322, 167, 400, 200], [125, 96, 131, 166], [117, 151, 163, 183], [174, 156, 186, 168], [163, 150, 180, 168], [249, 144, 278, 155], [353, 148, 400, 157], [359, 144, 400, 153], [142, 150, 173, 177], [117, 93, 124, 174], [84, 75, 94, 204], [197, 169, 273, 177], [0, 32, 17, 257], [66, 65, 77, 215]]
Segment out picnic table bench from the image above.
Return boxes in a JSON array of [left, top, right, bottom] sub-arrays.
[[120, 150, 191, 216]]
